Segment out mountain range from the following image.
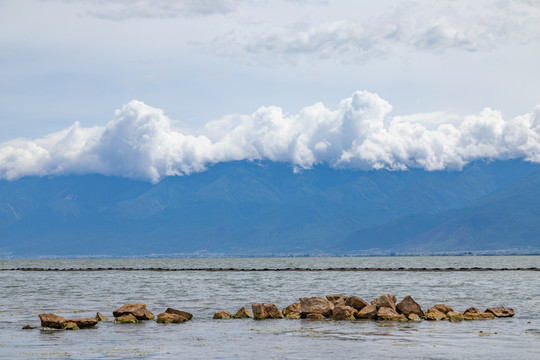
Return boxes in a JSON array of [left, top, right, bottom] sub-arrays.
[[1, 160, 539, 257]]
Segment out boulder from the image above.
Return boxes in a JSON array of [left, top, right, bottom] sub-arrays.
[[447, 312, 464, 322], [346, 296, 369, 311], [233, 307, 252, 319], [113, 304, 154, 320], [67, 317, 98, 328], [371, 294, 397, 311], [165, 308, 193, 321], [115, 314, 138, 323], [425, 310, 446, 321], [265, 303, 284, 319], [63, 321, 79, 330], [332, 305, 357, 320], [485, 307, 514, 317], [306, 313, 326, 320], [355, 304, 377, 319], [377, 307, 407, 321], [96, 312, 108, 321], [213, 311, 232, 319], [157, 312, 188, 323], [282, 302, 301, 318], [252, 303, 269, 320], [396, 296, 424, 317], [463, 308, 494, 320], [407, 313, 421, 321], [300, 297, 334, 317], [427, 304, 453, 314], [326, 294, 348, 306], [38, 313, 66, 329]]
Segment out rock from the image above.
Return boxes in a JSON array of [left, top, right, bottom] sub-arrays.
[[265, 303, 284, 319], [485, 307, 515, 317], [38, 313, 66, 329], [165, 308, 193, 321], [282, 302, 301, 318], [355, 304, 378, 319], [447, 312, 464, 322], [285, 312, 301, 319], [332, 305, 357, 320], [300, 297, 334, 317], [115, 314, 138, 323], [463, 308, 494, 320], [407, 313, 421, 321], [113, 304, 154, 320], [306, 313, 326, 320], [326, 294, 348, 306], [346, 296, 369, 311], [377, 307, 407, 321], [67, 318, 98, 328], [371, 294, 397, 311], [427, 304, 453, 314], [62, 321, 79, 330], [22, 325, 36, 329], [233, 307, 252, 318], [425, 310, 446, 321], [213, 311, 232, 319], [96, 312, 108, 321], [252, 303, 269, 320], [396, 295, 424, 317], [157, 312, 188, 323]]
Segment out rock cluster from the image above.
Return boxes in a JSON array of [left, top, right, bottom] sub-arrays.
[[33, 298, 515, 330]]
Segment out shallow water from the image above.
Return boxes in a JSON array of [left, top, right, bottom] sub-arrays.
[[1, 257, 539, 359]]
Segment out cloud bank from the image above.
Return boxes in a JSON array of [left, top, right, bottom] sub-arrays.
[[1, 91, 540, 182]]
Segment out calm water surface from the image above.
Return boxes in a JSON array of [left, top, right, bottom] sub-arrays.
[[1, 256, 539, 359]]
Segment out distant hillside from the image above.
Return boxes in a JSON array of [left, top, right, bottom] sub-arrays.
[[0, 160, 539, 256]]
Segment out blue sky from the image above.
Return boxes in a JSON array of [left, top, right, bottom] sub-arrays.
[[1, 0, 540, 181]]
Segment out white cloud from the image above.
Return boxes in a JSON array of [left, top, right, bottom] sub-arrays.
[[1, 91, 540, 182]]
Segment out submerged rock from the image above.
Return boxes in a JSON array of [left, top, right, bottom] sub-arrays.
[[355, 304, 377, 319], [115, 314, 138, 323], [447, 312, 464, 322], [265, 303, 284, 319], [282, 302, 301, 319], [165, 308, 193, 321], [377, 307, 407, 321], [67, 317, 98, 328], [485, 307, 514, 317], [62, 321, 79, 330], [396, 296, 424, 317], [233, 307, 252, 319], [38, 313, 66, 329], [300, 297, 334, 317], [463, 307, 495, 320], [326, 294, 348, 306], [22, 325, 36, 330], [95, 312, 108, 321], [157, 312, 189, 323], [346, 296, 369, 311], [252, 303, 269, 320], [212, 311, 232, 320], [371, 294, 397, 311], [427, 304, 453, 314], [113, 304, 154, 320], [332, 305, 357, 320], [306, 313, 326, 320]]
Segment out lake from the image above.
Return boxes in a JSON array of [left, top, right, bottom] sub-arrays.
[[1, 256, 539, 359]]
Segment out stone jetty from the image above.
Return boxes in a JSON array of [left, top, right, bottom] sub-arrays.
[[33, 298, 515, 330]]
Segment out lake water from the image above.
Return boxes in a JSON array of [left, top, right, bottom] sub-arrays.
[[1, 256, 539, 359]]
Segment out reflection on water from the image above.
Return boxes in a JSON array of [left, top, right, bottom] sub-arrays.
[[0, 256, 539, 359]]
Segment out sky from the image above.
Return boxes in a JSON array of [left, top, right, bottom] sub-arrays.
[[1, 0, 540, 181]]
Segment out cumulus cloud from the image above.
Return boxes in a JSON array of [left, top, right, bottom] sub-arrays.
[[1, 91, 540, 182], [239, 0, 540, 63]]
